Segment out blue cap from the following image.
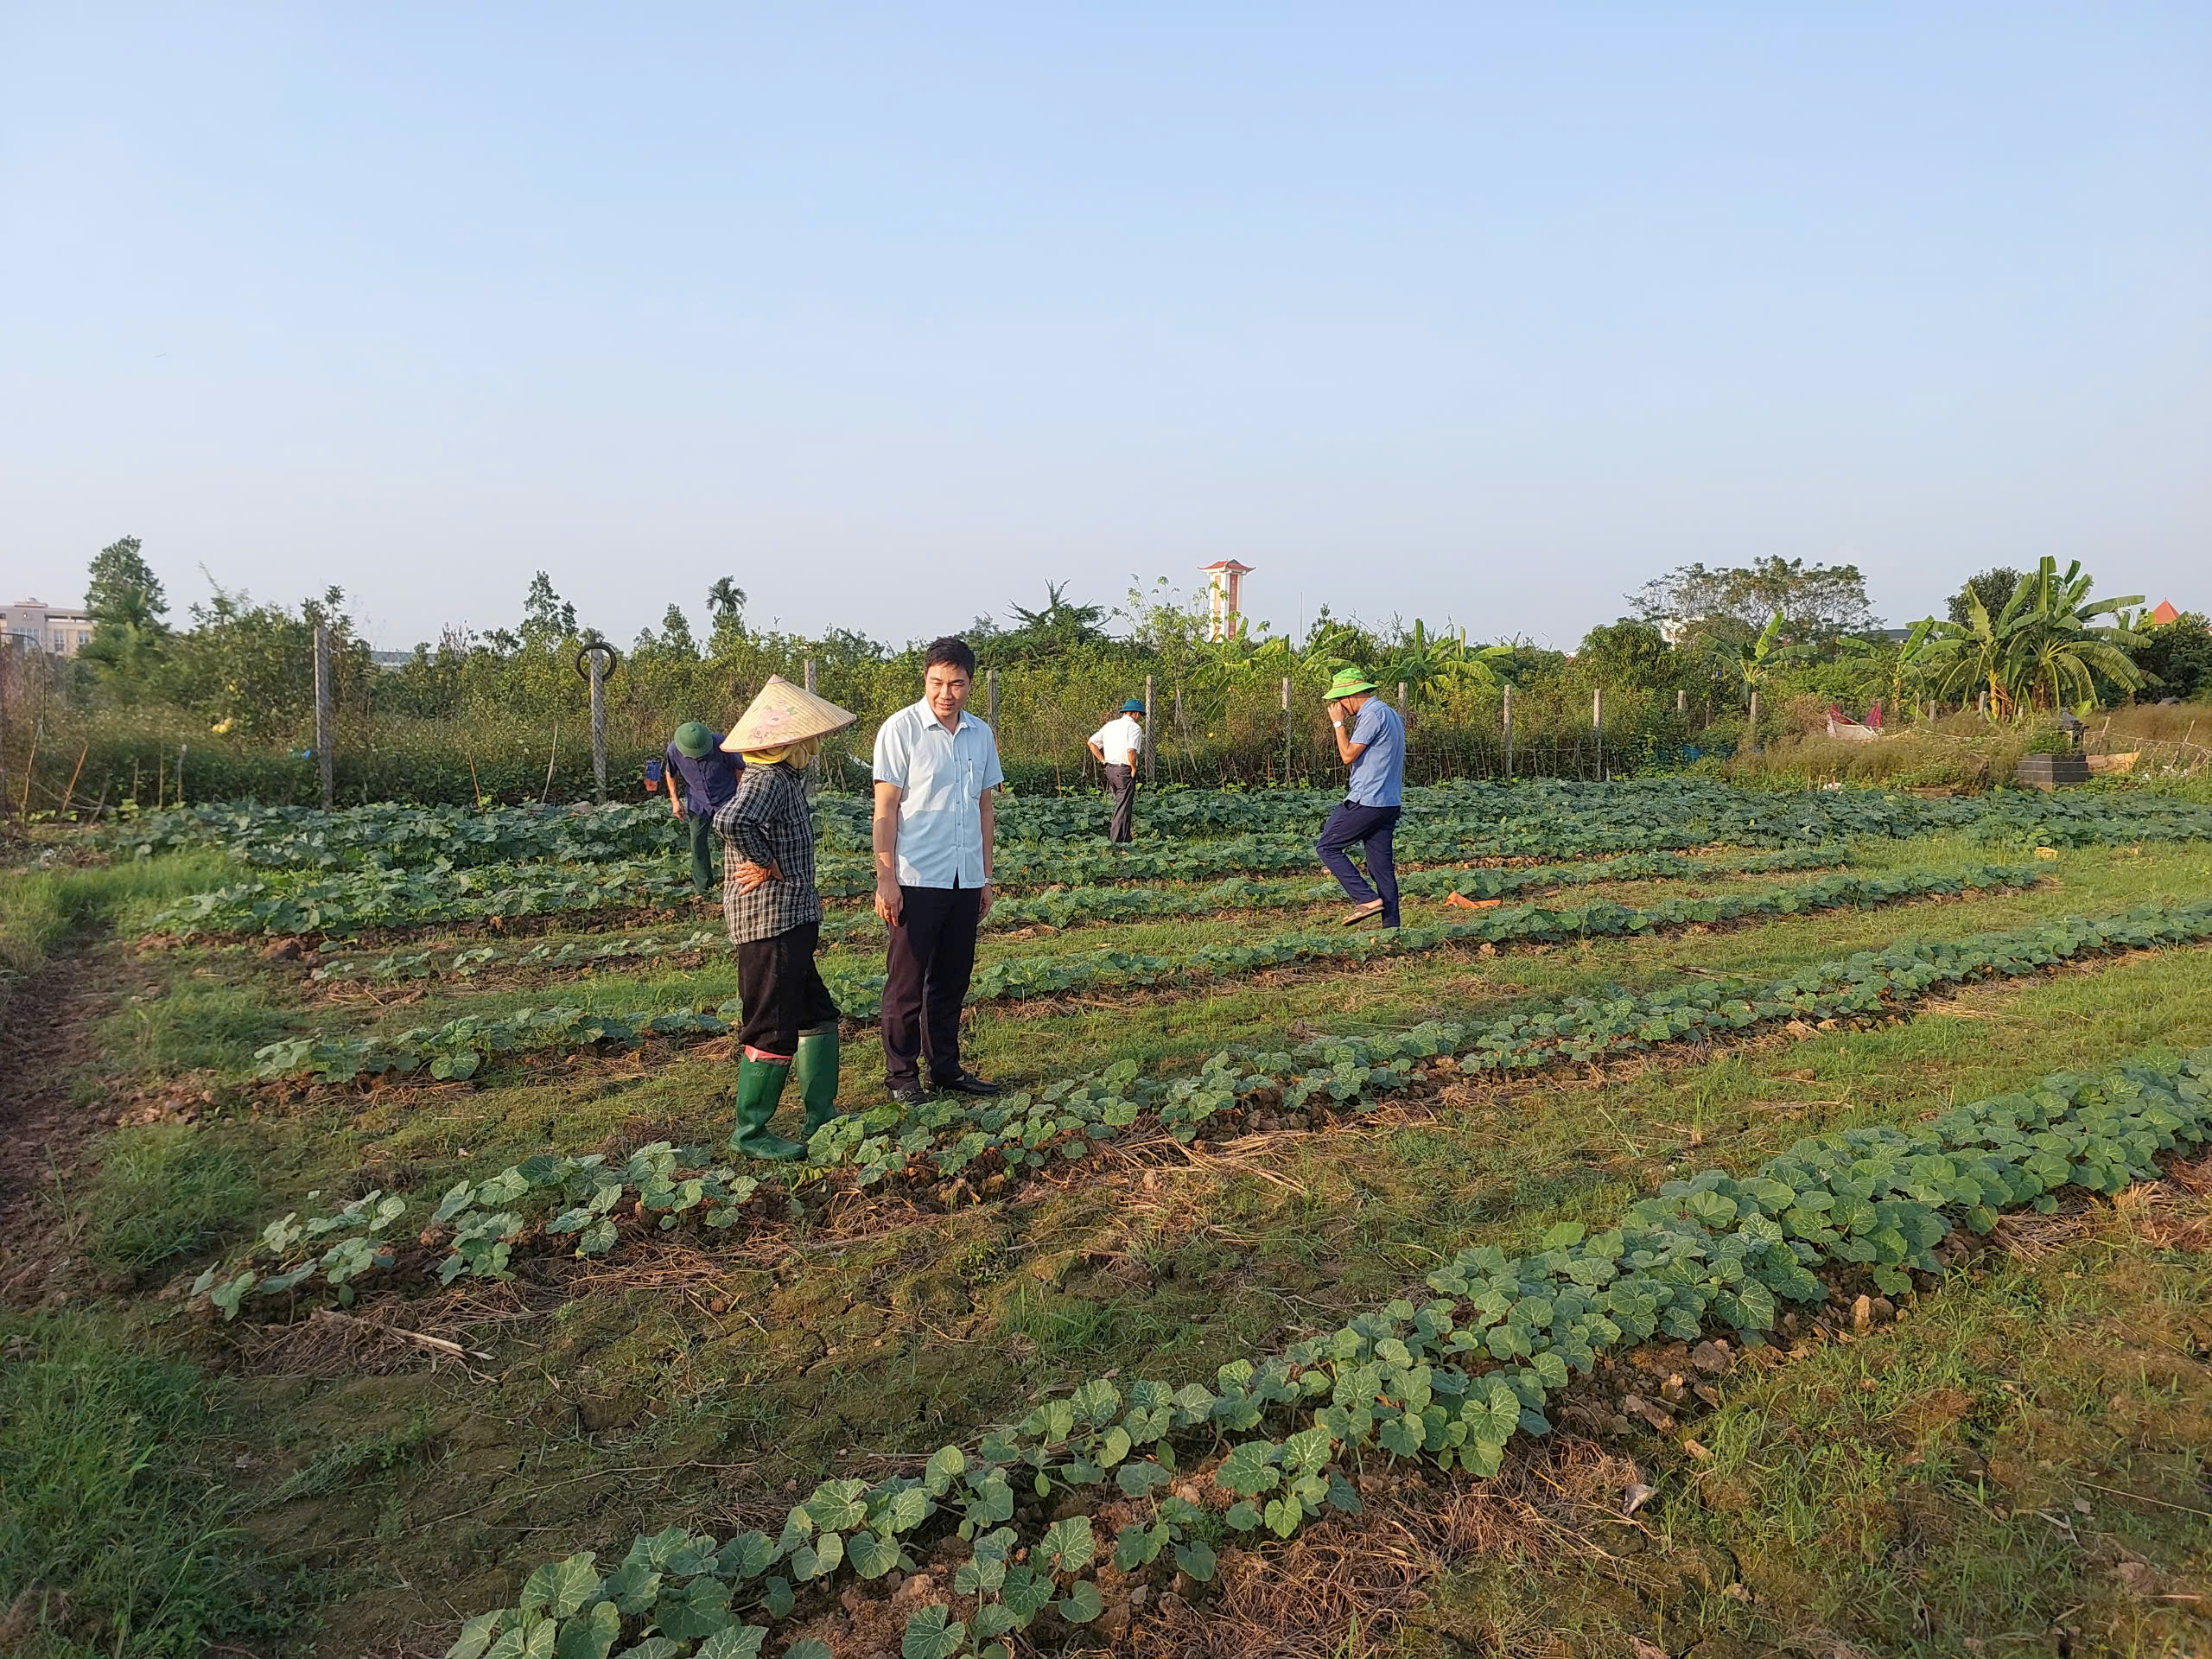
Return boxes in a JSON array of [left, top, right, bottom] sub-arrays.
[[1121, 698, 1146, 713]]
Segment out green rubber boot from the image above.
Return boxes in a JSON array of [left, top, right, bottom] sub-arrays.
[[732, 1053, 804, 1160], [794, 1023, 841, 1137]]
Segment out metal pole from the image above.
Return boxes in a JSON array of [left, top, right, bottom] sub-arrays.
[[314, 621, 334, 809], [1144, 673, 1155, 785], [1281, 677, 1293, 785], [177, 743, 187, 806], [1593, 685, 1604, 782], [985, 666, 998, 728], [1502, 683, 1513, 779], [588, 653, 607, 803]]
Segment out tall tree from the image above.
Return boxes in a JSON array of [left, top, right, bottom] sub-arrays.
[[1631, 556, 1875, 639], [518, 572, 577, 648], [986, 582, 1110, 662], [1948, 567, 2026, 627], [1576, 619, 1675, 688], [86, 535, 168, 631], [705, 577, 747, 655], [653, 603, 698, 658]]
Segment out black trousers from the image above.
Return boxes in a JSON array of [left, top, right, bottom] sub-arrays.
[[1103, 764, 1136, 842], [881, 884, 980, 1085], [736, 921, 839, 1057]]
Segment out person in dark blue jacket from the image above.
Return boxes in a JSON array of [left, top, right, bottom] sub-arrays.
[[665, 721, 742, 898]]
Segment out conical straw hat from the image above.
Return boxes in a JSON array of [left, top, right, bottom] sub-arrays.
[[721, 675, 859, 753]]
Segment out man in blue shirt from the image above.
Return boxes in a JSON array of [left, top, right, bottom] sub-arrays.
[[1317, 669, 1405, 928], [666, 721, 742, 899], [871, 637, 1007, 1104]]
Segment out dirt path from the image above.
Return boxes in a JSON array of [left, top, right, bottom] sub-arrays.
[[0, 943, 124, 1301]]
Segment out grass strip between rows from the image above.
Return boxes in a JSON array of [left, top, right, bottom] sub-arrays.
[[200, 895, 2212, 1321], [424, 1048, 2212, 1659], [251, 865, 2036, 1080]]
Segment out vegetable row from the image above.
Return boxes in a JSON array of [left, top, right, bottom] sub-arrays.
[[252, 865, 2040, 1081], [114, 778, 2212, 874], [413, 1046, 2212, 1659], [306, 847, 1851, 987], [212, 895, 2207, 1314]]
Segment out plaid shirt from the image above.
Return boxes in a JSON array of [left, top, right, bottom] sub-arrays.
[[713, 762, 822, 944]]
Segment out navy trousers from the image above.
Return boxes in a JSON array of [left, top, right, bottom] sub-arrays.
[[1317, 801, 1402, 925]]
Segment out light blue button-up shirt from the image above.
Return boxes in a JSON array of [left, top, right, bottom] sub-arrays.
[[873, 698, 1005, 889], [1347, 697, 1405, 807]]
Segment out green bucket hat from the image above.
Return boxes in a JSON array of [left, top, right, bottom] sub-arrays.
[[671, 721, 715, 758], [1323, 669, 1377, 702]]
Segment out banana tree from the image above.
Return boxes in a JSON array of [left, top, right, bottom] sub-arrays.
[[1886, 619, 1943, 720], [1923, 557, 2147, 716], [1370, 621, 1520, 702], [1709, 612, 1813, 752], [2007, 557, 2147, 709], [1923, 580, 2035, 719]]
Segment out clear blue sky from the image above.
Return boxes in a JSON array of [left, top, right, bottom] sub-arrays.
[[3, 4, 2206, 652]]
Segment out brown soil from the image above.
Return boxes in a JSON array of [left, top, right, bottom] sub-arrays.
[[0, 943, 128, 1302]]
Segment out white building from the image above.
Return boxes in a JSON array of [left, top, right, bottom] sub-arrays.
[[3, 598, 96, 656]]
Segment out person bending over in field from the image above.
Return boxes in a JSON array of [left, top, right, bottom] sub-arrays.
[[872, 636, 1006, 1105], [666, 721, 742, 900], [714, 677, 856, 1160], [1316, 668, 1405, 929], [1085, 697, 1147, 843]]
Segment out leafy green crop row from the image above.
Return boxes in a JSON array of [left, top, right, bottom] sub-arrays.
[[253, 866, 2038, 1081], [213, 896, 2205, 1315], [154, 826, 1843, 942], [114, 777, 2212, 874], [305, 848, 1849, 987], [415, 1048, 2212, 1659]]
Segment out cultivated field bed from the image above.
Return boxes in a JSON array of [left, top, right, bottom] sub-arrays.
[[4, 779, 2211, 1658]]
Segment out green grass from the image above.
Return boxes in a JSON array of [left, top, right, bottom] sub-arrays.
[[0, 1310, 302, 1657], [271, 1408, 441, 1502], [83, 1123, 262, 1276]]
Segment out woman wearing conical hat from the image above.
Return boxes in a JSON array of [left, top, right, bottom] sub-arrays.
[[710, 675, 858, 1160]]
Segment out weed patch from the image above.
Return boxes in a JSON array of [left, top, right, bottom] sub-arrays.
[[0, 1310, 300, 1657]]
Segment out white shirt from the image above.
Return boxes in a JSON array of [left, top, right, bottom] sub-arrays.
[[873, 698, 1005, 889], [1089, 715, 1143, 769]]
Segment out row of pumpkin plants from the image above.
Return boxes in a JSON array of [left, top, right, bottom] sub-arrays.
[[249, 865, 2040, 1082], [305, 846, 1852, 987], [149, 817, 1879, 942], [111, 778, 2212, 874], [203, 897, 2212, 1319], [418, 1046, 2212, 1659]]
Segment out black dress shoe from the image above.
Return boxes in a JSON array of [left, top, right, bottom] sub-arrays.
[[887, 1079, 930, 1106], [934, 1070, 1003, 1096]]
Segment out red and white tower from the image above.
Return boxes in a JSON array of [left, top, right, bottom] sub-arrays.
[[1202, 560, 1253, 642]]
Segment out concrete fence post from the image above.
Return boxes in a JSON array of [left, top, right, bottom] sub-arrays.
[[314, 621, 334, 809], [1144, 673, 1156, 785]]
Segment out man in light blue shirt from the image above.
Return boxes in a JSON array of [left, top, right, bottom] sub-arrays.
[[872, 636, 1006, 1103], [1317, 668, 1405, 927]]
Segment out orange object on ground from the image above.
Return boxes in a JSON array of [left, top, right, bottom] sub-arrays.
[[1445, 893, 1503, 910]]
